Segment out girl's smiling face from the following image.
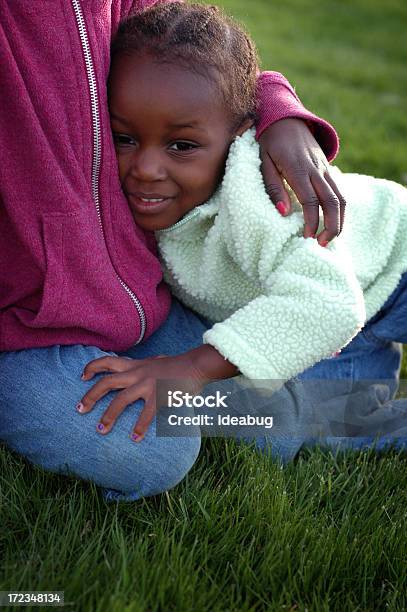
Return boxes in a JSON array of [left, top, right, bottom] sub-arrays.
[[108, 53, 250, 231]]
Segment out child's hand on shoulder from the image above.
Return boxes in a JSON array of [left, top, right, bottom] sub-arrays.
[[259, 118, 346, 246]]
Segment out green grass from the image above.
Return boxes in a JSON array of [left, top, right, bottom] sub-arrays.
[[1, 1, 407, 610], [2, 441, 407, 611], [216, 0, 407, 182]]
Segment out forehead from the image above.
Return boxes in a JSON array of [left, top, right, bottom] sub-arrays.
[[108, 52, 228, 126]]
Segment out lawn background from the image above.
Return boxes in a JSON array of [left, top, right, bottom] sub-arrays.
[[1, 1, 406, 610]]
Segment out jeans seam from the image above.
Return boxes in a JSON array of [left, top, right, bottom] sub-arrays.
[[362, 326, 390, 348]]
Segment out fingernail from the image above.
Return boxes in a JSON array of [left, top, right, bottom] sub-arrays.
[[97, 423, 106, 432], [76, 402, 85, 413], [81, 372, 86, 380], [131, 433, 141, 442], [276, 201, 288, 216], [320, 240, 329, 248]]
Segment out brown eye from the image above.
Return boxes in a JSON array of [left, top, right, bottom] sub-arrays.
[[169, 141, 199, 152], [113, 133, 136, 147]]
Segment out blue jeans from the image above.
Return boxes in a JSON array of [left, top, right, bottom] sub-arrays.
[[1, 274, 406, 501]]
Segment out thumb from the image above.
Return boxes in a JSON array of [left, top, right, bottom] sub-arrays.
[[260, 152, 291, 215]]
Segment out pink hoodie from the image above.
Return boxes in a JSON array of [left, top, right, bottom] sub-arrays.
[[0, 0, 338, 352]]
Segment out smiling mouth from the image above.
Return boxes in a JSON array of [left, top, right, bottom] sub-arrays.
[[127, 193, 174, 215], [139, 197, 165, 203]]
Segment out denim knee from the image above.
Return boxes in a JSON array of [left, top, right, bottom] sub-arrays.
[[0, 345, 202, 501], [99, 434, 202, 501], [13, 423, 202, 501]]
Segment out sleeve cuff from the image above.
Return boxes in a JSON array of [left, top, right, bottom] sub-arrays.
[[255, 71, 340, 162]]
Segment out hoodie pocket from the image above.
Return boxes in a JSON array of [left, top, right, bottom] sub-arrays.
[[29, 213, 72, 328]]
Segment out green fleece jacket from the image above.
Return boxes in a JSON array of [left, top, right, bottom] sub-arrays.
[[156, 129, 407, 381]]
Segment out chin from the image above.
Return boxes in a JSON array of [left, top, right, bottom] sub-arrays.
[[131, 211, 171, 232]]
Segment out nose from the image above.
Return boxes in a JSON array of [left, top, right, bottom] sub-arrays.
[[129, 148, 167, 182]]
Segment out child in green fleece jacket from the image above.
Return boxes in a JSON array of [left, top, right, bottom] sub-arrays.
[[80, 2, 407, 446]]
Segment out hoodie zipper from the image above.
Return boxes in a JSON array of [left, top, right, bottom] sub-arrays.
[[156, 209, 201, 235], [71, 0, 146, 343]]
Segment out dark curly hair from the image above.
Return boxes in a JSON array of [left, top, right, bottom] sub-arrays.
[[110, 2, 259, 130]]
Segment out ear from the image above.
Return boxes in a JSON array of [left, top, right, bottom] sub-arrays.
[[234, 117, 255, 137]]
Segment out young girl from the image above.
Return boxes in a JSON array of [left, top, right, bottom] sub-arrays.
[[78, 3, 407, 453]]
